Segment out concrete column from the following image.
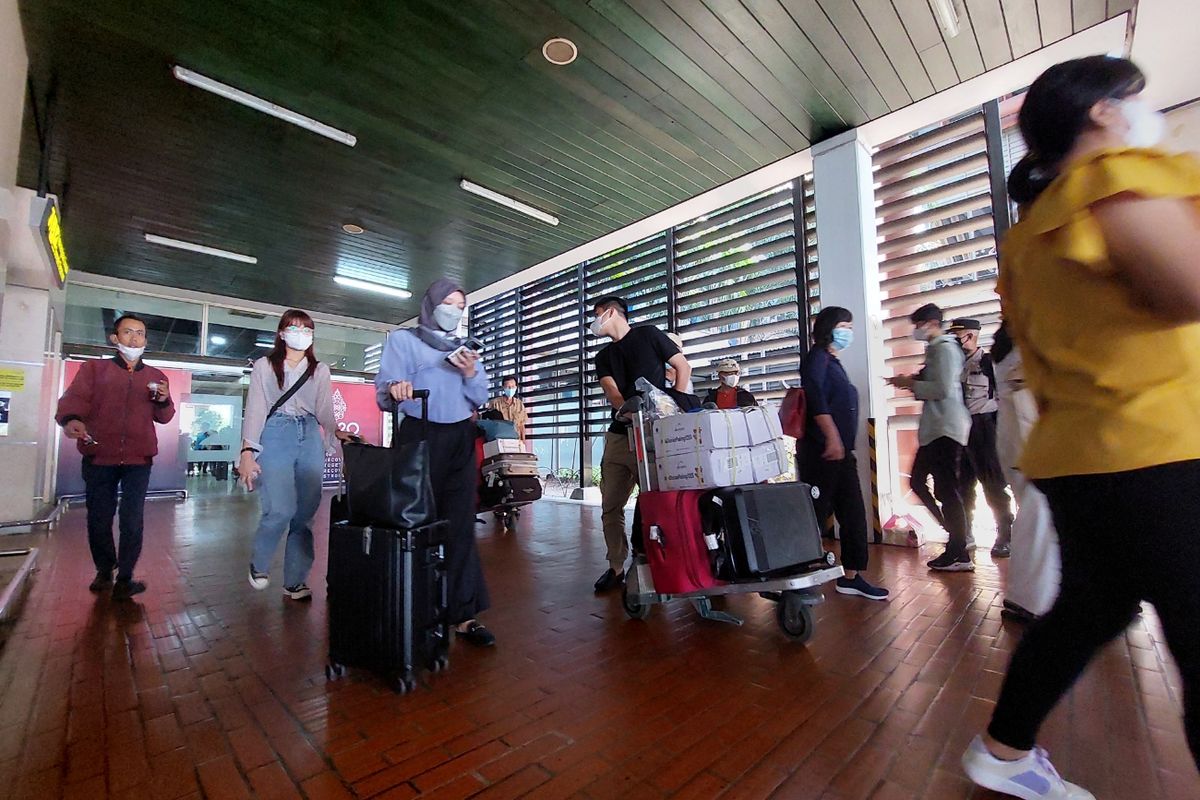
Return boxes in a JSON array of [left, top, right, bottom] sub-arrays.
[[811, 129, 894, 527], [0, 2, 66, 524]]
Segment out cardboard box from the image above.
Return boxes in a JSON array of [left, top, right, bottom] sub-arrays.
[[742, 406, 783, 446], [749, 439, 788, 482], [652, 410, 751, 458], [654, 447, 755, 490], [483, 439, 526, 459]]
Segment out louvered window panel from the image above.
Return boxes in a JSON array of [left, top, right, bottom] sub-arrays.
[[583, 233, 669, 436], [518, 266, 583, 439], [800, 174, 820, 320], [674, 181, 807, 404], [468, 288, 519, 400], [874, 110, 1002, 421]]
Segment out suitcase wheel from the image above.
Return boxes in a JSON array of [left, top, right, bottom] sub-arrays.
[[622, 584, 651, 620], [429, 655, 450, 674], [390, 673, 418, 694], [324, 662, 346, 681], [777, 592, 816, 644], [810, 485, 820, 500]]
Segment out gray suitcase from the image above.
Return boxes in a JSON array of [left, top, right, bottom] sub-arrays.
[[482, 452, 539, 478]]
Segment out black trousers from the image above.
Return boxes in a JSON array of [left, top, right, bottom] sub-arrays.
[[82, 460, 152, 580], [398, 417, 490, 625], [988, 461, 1200, 769], [800, 446, 870, 571], [962, 413, 1013, 543], [909, 437, 969, 557]]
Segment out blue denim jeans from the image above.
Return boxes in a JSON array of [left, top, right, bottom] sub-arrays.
[[250, 414, 325, 587]]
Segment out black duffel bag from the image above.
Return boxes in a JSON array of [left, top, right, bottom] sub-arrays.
[[339, 389, 435, 531]]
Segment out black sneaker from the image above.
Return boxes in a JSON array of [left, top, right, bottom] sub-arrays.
[[282, 584, 313, 601], [927, 551, 975, 572], [112, 579, 146, 600], [835, 574, 890, 601], [1001, 601, 1037, 624], [89, 570, 114, 593], [456, 621, 496, 647], [593, 568, 625, 594]]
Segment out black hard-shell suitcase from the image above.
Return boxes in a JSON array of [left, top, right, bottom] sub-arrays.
[[326, 494, 449, 693], [702, 482, 826, 578]]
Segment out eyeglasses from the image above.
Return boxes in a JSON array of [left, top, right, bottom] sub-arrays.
[[283, 325, 313, 333]]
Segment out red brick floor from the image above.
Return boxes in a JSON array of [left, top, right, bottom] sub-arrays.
[[0, 493, 1195, 800]]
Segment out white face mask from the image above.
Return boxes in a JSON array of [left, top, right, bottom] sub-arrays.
[[1119, 97, 1166, 149], [720, 374, 739, 388], [433, 304, 464, 333], [282, 330, 313, 351], [913, 327, 931, 343], [589, 310, 611, 338], [116, 343, 145, 362]]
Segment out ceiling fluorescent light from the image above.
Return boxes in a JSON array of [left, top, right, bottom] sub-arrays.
[[172, 66, 357, 147], [931, 0, 960, 38], [144, 233, 257, 264], [460, 179, 560, 226], [334, 275, 413, 299]]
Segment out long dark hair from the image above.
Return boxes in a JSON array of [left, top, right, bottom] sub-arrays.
[[1008, 56, 1146, 205], [992, 320, 1014, 364], [810, 306, 853, 350], [268, 309, 318, 389]]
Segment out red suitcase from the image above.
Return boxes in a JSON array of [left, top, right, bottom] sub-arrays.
[[638, 490, 722, 595]]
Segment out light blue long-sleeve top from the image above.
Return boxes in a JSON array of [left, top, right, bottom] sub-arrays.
[[374, 329, 489, 422]]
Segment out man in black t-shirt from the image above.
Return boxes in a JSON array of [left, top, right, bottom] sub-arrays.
[[591, 296, 690, 593]]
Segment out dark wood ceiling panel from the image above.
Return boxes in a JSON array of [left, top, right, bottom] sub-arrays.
[[1073, 0, 1109, 29], [591, 0, 809, 149], [966, 0, 1016, 70], [817, 1, 915, 108], [762, 0, 894, 116], [892, 0, 962, 90], [694, 0, 868, 128], [853, 1, 936, 100], [1002, 0, 1045, 57], [1038, 0, 1075, 43], [17, 0, 1132, 323]]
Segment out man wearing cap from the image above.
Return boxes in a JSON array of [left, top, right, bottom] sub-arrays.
[[887, 303, 973, 572], [949, 318, 1014, 558], [703, 359, 758, 409]]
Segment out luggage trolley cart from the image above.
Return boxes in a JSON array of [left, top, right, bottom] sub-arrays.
[[620, 398, 844, 643]]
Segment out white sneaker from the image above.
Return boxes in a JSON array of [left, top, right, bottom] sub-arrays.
[[282, 583, 312, 601], [962, 736, 1094, 799], [248, 565, 269, 590]]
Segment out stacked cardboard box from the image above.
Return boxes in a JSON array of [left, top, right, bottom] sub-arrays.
[[651, 408, 788, 491]]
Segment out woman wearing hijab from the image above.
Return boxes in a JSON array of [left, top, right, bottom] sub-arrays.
[[374, 279, 495, 647]]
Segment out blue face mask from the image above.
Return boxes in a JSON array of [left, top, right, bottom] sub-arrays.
[[502, 387, 517, 398], [831, 328, 853, 351]]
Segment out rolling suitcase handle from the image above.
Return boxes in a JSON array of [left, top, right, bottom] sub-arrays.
[[390, 388, 431, 446]]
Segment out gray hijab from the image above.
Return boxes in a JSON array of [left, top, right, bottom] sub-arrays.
[[412, 278, 465, 352]]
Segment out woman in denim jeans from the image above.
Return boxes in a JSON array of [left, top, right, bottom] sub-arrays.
[[240, 310, 350, 600]]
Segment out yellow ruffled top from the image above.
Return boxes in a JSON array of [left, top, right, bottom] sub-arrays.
[[999, 148, 1200, 479]]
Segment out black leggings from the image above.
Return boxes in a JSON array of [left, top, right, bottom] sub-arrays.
[[800, 448, 870, 571], [909, 437, 969, 556], [398, 417, 490, 625], [988, 460, 1200, 770]]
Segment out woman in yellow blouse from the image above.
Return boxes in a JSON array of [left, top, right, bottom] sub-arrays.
[[961, 56, 1200, 800]]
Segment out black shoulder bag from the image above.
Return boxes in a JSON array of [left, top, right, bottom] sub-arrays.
[[338, 389, 436, 531]]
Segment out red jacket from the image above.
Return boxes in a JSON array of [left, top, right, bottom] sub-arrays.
[[56, 356, 176, 465]]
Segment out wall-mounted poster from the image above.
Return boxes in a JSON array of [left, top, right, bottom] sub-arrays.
[[0, 391, 10, 437], [323, 382, 383, 486]]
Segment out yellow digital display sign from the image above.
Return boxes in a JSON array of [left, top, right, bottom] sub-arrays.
[[44, 204, 69, 287]]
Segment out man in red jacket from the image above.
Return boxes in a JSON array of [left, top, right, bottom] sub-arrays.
[[56, 314, 175, 599]]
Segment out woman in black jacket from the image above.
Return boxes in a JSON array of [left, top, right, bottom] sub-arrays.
[[799, 306, 888, 601]]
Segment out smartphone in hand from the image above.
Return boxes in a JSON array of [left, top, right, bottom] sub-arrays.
[[444, 338, 484, 364]]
